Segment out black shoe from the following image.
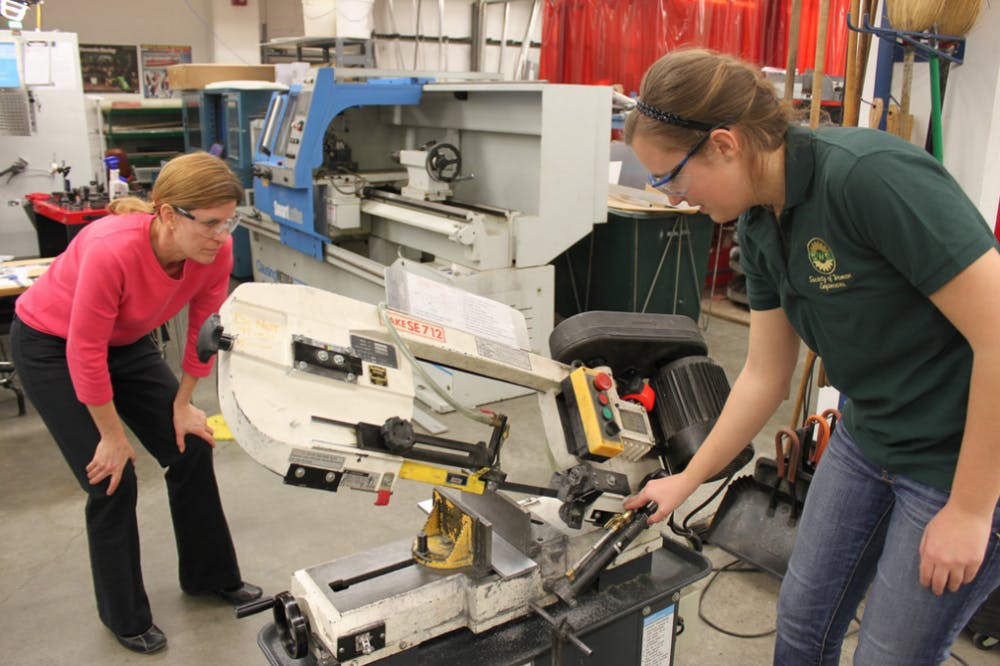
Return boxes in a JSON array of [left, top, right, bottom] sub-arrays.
[[213, 581, 263, 605], [115, 624, 167, 654]]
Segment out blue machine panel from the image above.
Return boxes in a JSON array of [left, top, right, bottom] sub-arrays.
[[253, 68, 429, 260], [196, 87, 282, 278]]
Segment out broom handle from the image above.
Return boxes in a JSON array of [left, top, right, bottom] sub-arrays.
[[810, 0, 831, 128], [900, 46, 915, 136], [785, 0, 803, 103], [790, 350, 817, 430], [843, 0, 862, 126], [929, 54, 944, 161], [856, 0, 878, 105]]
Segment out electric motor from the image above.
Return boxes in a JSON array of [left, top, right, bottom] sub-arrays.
[[651, 355, 752, 480]]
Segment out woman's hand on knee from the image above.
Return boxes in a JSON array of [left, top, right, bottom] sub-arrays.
[[86, 436, 137, 495], [172, 401, 216, 452]]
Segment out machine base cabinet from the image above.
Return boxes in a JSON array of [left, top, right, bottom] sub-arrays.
[[257, 538, 709, 666]]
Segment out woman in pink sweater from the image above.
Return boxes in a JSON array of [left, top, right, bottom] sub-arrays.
[[11, 152, 261, 654]]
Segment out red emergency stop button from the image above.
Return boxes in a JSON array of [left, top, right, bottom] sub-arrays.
[[593, 372, 612, 391]]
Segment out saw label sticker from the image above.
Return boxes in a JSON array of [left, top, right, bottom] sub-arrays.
[[640, 604, 675, 666], [475, 337, 532, 371], [288, 447, 346, 471], [385, 313, 446, 343]]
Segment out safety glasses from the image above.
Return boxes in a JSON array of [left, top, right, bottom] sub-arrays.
[[647, 122, 728, 198], [172, 205, 240, 237]]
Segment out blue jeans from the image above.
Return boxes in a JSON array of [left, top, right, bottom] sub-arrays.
[[774, 425, 1000, 665]]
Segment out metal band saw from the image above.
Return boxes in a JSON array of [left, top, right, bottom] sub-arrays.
[[199, 282, 751, 664]]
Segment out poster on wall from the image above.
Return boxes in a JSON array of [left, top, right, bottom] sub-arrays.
[[79, 43, 139, 93], [140, 44, 191, 98]]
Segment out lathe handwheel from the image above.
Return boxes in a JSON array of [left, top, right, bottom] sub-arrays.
[[273, 591, 310, 659], [425, 143, 462, 183]]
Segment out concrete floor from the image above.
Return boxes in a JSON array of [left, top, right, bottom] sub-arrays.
[[0, 309, 995, 665]]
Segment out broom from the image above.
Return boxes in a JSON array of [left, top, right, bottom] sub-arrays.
[[885, 0, 947, 140], [926, 0, 985, 160], [937, 0, 985, 36]]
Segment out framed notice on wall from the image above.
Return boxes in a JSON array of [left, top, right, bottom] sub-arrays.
[[79, 43, 139, 93], [139, 44, 191, 98]]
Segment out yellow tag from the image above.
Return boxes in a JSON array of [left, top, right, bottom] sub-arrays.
[[207, 414, 233, 441]]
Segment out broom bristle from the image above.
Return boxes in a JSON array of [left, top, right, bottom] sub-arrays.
[[937, 0, 984, 36], [887, 0, 948, 32]]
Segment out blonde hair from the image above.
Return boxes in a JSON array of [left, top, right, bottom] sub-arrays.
[[107, 152, 244, 215], [624, 49, 794, 156]]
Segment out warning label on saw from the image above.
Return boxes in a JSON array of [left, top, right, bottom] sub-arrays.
[[640, 604, 675, 665], [475, 337, 532, 371]]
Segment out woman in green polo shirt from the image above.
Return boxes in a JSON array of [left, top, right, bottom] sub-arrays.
[[622, 49, 1000, 665]]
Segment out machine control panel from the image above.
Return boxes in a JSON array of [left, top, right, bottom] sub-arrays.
[[560, 367, 626, 460], [285, 114, 308, 160]]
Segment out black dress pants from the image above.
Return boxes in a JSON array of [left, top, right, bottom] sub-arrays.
[[10, 316, 242, 636]]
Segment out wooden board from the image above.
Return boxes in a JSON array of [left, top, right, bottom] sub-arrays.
[[0, 257, 54, 298], [607, 193, 699, 214]]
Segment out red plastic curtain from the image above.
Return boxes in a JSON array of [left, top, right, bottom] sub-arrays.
[[540, 0, 850, 95]]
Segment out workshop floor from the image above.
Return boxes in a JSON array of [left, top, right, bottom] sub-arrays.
[[0, 310, 994, 666]]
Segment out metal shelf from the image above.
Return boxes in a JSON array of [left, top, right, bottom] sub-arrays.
[[101, 102, 185, 183], [260, 36, 374, 67]]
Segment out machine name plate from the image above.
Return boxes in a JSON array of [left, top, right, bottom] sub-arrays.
[[475, 337, 532, 371], [350, 334, 399, 369], [289, 448, 346, 471]]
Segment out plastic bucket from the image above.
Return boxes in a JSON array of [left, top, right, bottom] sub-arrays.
[[302, 0, 338, 37], [301, 0, 374, 39], [335, 0, 374, 39]]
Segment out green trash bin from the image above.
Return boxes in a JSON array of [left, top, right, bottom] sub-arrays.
[[554, 210, 715, 322]]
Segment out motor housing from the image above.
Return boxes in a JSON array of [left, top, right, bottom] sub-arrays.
[[651, 355, 753, 480]]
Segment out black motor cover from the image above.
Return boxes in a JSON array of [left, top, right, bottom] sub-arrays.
[[651, 356, 753, 480], [549, 310, 706, 378], [550, 310, 752, 481]]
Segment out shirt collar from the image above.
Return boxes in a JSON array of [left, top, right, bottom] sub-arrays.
[[783, 124, 815, 211]]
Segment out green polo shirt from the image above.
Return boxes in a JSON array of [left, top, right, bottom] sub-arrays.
[[738, 125, 998, 490]]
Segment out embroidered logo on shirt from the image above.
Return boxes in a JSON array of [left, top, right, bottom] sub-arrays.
[[807, 237, 854, 292], [807, 238, 836, 274]]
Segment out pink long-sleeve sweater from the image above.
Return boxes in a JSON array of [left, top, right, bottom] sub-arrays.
[[15, 212, 232, 405]]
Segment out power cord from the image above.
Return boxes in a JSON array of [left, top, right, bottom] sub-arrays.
[[697, 558, 865, 641], [683, 471, 736, 533], [697, 559, 776, 639], [695, 561, 972, 666], [667, 472, 735, 551], [327, 166, 369, 196]]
